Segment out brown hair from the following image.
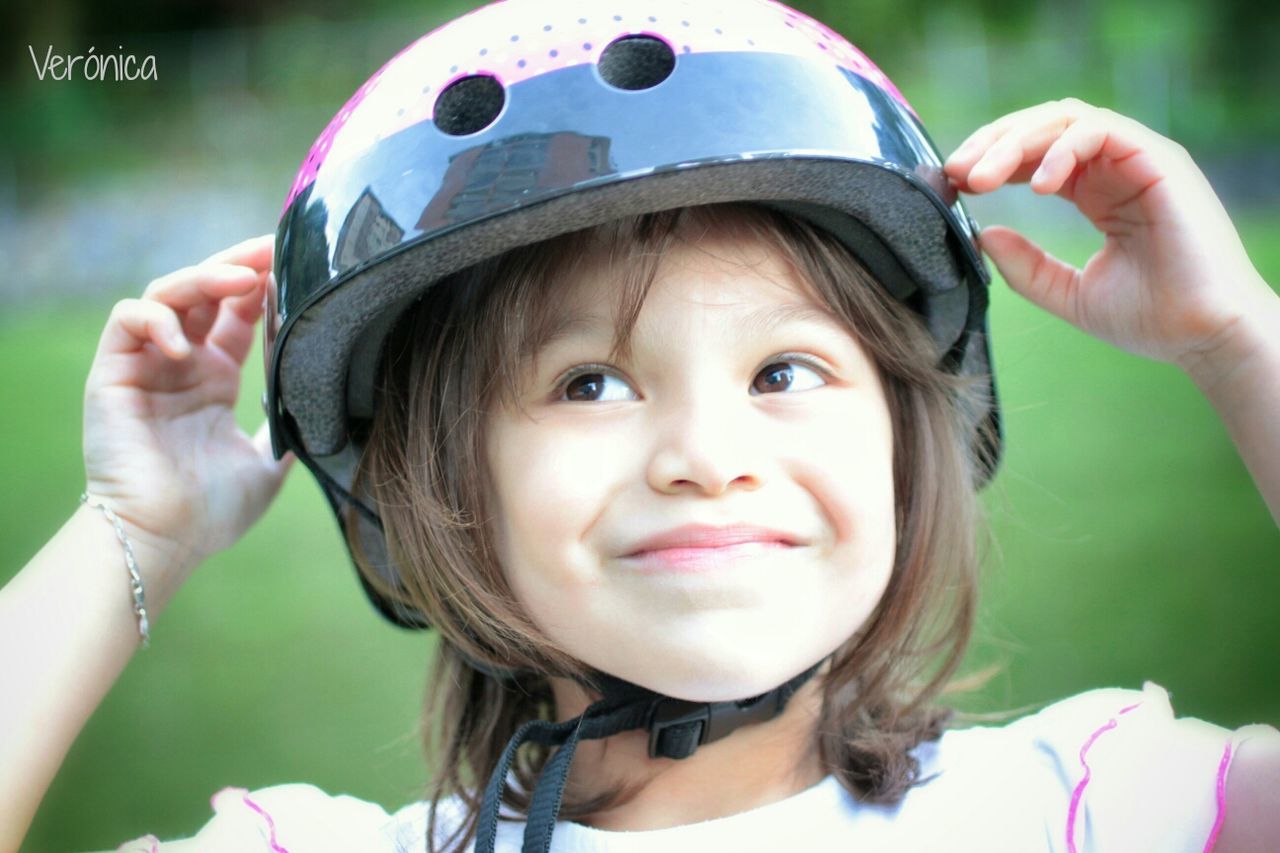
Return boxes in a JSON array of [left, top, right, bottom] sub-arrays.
[[349, 203, 993, 851]]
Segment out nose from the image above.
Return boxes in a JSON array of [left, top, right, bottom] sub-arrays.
[[645, 391, 763, 497]]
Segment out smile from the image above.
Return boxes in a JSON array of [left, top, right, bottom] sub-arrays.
[[625, 541, 795, 574]]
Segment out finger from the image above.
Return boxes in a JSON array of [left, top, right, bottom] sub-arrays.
[[979, 226, 1084, 327], [206, 274, 268, 364], [964, 114, 1080, 194], [252, 420, 296, 483], [945, 120, 1008, 175], [1030, 111, 1169, 203], [945, 102, 1067, 170], [221, 270, 271, 327], [200, 234, 275, 272], [182, 300, 219, 345], [959, 158, 1045, 194], [946, 99, 1091, 167], [252, 419, 284, 461], [97, 298, 192, 360], [947, 99, 1094, 193], [142, 263, 261, 313], [232, 421, 297, 524]]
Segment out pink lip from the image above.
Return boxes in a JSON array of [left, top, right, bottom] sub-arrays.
[[623, 524, 801, 573]]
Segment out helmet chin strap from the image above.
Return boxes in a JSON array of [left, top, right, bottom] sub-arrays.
[[475, 658, 826, 853]]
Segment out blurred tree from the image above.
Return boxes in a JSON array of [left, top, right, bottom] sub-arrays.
[[2, 0, 1276, 193]]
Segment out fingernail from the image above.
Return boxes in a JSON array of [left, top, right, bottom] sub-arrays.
[[170, 333, 191, 355]]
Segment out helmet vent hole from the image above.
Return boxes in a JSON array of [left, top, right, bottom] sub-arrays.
[[598, 35, 676, 91], [434, 74, 505, 136]]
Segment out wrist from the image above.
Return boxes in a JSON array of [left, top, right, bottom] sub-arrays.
[[73, 499, 195, 619], [1176, 275, 1280, 395]]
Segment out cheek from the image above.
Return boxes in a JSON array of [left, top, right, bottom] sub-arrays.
[[486, 414, 620, 618], [794, 403, 897, 646], [792, 392, 897, 557]]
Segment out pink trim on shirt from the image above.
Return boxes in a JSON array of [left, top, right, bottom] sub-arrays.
[[1202, 739, 1236, 853], [1065, 701, 1143, 853], [241, 792, 290, 853], [211, 786, 290, 853]]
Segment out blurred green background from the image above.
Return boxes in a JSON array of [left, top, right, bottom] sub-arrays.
[[1, 0, 1277, 849]]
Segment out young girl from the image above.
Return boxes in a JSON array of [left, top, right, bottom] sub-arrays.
[[2, 0, 1278, 850]]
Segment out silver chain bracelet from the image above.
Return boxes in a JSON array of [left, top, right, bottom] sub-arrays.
[[80, 493, 151, 649]]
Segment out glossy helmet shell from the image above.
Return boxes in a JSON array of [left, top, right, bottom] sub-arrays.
[[265, 0, 1000, 628]]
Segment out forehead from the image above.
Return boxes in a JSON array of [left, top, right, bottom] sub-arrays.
[[538, 228, 844, 345]]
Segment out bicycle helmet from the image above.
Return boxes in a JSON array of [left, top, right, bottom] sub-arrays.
[[264, 1, 998, 846], [266, 0, 999, 633]]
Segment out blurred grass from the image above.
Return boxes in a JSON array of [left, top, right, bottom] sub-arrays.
[[1, 211, 1277, 850]]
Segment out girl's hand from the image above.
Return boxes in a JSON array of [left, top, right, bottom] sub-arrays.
[[82, 235, 293, 583], [944, 98, 1272, 373]]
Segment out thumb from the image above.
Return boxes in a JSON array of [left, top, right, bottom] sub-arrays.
[[252, 420, 296, 488], [980, 225, 1084, 327]]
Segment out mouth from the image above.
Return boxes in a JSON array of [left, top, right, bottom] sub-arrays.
[[625, 540, 797, 574], [622, 524, 803, 574]]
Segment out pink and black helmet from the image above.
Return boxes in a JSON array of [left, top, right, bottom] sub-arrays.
[[265, 0, 1000, 629]]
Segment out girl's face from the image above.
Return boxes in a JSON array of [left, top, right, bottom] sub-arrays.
[[485, 229, 897, 701]]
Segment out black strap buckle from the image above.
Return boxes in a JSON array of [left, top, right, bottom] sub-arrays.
[[647, 699, 710, 759], [646, 692, 784, 760]]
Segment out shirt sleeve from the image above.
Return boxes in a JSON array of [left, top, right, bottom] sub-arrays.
[[1014, 681, 1276, 853], [115, 784, 395, 852]]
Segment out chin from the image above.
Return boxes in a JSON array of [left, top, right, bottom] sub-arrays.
[[593, 643, 835, 703]]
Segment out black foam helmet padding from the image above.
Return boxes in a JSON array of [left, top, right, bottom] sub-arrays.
[[267, 31, 1000, 629], [282, 158, 973, 454], [597, 35, 678, 90]]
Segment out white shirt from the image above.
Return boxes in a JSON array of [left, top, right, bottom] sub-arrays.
[[117, 682, 1276, 853]]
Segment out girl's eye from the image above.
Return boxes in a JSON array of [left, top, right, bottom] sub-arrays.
[[751, 360, 827, 395], [561, 370, 638, 402]]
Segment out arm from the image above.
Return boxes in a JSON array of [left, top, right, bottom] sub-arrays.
[[944, 98, 1280, 846], [0, 235, 291, 850], [1217, 729, 1280, 853], [1177, 283, 1280, 523], [0, 508, 188, 852]]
